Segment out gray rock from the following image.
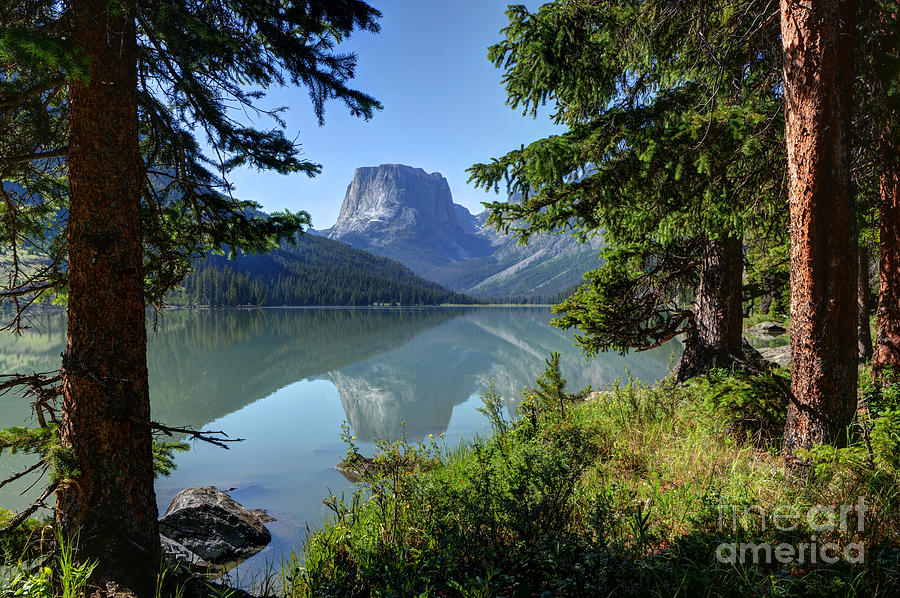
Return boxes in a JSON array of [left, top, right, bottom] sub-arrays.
[[158, 486, 272, 566], [335, 455, 377, 483], [758, 345, 791, 367], [746, 321, 788, 337], [325, 164, 602, 300], [159, 534, 220, 574], [328, 164, 488, 259]]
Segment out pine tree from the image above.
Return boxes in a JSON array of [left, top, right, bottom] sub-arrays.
[[868, 7, 900, 378], [779, 0, 859, 472], [1, 1, 381, 594], [0, 3, 72, 325], [468, 1, 784, 381], [876, 118, 900, 377], [56, 3, 159, 593]]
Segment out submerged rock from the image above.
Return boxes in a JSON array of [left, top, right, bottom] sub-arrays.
[[158, 486, 273, 567], [336, 455, 378, 483]]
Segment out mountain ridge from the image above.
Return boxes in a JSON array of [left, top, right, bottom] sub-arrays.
[[324, 164, 601, 300]]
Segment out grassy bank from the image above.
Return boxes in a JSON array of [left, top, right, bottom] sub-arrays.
[[277, 360, 900, 597]]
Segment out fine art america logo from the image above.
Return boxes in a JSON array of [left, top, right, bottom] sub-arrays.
[[716, 497, 867, 564]]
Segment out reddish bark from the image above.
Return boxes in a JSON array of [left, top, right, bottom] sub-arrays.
[[780, 0, 858, 472], [874, 123, 900, 379], [58, 0, 159, 595], [676, 235, 745, 382], [859, 243, 873, 363]]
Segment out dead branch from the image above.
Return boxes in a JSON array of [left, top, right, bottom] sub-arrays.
[[146, 420, 244, 449], [0, 460, 45, 490], [0, 482, 57, 534]]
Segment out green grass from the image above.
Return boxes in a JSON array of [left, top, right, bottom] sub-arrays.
[[278, 360, 900, 597], [1, 528, 95, 598]]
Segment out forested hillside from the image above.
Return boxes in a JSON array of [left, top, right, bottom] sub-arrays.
[[167, 234, 477, 306]]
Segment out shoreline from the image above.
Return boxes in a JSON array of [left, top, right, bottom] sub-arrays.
[[161, 303, 554, 310]]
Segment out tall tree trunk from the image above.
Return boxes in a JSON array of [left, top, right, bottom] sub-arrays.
[[874, 122, 900, 379], [58, 1, 159, 595], [676, 235, 744, 382], [859, 243, 873, 362], [780, 0, 858, 473]]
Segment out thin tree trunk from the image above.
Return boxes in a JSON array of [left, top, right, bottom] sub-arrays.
[[759, 281, 774, 316], [780, 0, 858, 473], [58, 1, 159, 595], [676, 235, 745, 382], [874, 121, 900, 379], [859, 243, 873, 362]]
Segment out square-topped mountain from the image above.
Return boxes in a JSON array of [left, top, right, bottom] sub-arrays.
[[327, 164, 494, 264], [324, 164, 602, 300]]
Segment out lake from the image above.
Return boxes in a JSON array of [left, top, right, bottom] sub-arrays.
[[0, 307, 679, 583]]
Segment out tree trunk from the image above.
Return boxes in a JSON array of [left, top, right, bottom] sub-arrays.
[[58, 1, 159, 595], [676, 235, 745, 382], [859, 243, 873, 362], [759, 283, 774, 316], [780, 0, 858, 473], [874, 114, 900, 379]]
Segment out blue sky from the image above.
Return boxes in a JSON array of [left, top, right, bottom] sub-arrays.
[[225, 1, 562, 229]]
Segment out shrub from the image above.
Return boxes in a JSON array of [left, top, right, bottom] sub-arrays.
[[283, 358, 900, 597]]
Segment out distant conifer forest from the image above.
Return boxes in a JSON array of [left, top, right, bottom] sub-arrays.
[[166, 234, 478, 306]]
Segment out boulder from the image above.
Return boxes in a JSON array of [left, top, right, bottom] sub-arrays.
[[159, 534, 221, 574], [758, 345, 791, 367], [158, 486, 272, 566], [746, 321, 788, 337]]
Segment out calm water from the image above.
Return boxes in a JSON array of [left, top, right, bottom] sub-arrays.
[[0, 307, 679, 581]]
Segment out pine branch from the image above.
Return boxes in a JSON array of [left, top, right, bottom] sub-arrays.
[[4, 148, 68, 164], [0, 282, 56, 300], [0, 78, 65, 110]]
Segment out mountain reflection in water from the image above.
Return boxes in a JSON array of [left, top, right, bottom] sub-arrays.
[[0, 307, 680, 580], [144, 307, 679, 440]]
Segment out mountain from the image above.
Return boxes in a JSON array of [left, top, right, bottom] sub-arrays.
[[168, 233, 477, 306], [327, 164, 495, 268], [324, 164, 601, 300], [436, 207, 603, 299]]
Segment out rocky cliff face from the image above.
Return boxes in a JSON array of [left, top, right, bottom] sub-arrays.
[[332, 165, 455, 235], [326, 164, 601, 300], [328, 164, 493, 263]]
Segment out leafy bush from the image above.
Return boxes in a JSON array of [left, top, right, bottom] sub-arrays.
[[286, 355, 606, 596], [281, 360, 900, 597]]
